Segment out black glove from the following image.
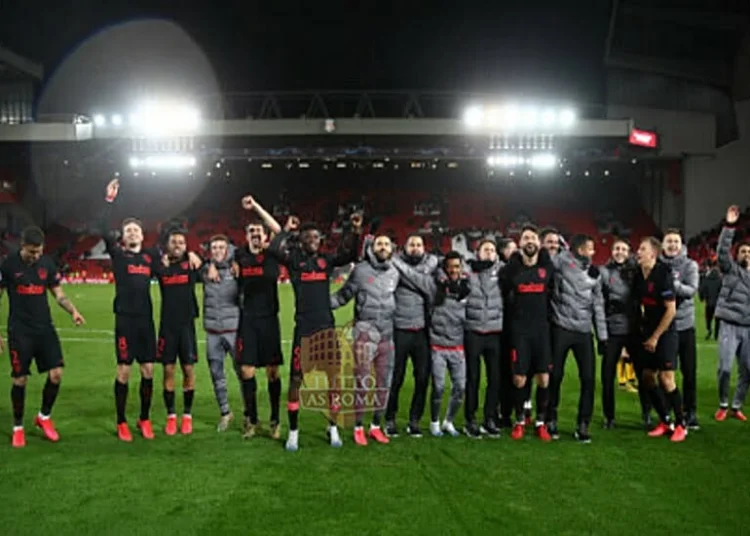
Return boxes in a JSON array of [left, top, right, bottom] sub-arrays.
[[597, 339, 607, 356]]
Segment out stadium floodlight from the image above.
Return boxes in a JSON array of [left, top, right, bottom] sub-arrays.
[[464, 103, 576, 132], [129, 100, 202, 137], [463, 106, 483, 128], [93, 114, 106, 126], [529, 153, 558, 169], [559, 108, 576, 128], [111, 114, 123, 126], [541, 108, 557, 127], [128, 154, 197, 169]]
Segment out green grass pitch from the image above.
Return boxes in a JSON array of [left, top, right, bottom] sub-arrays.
[[0, 284, 748, 535]]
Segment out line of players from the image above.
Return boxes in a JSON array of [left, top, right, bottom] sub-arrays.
[[2, 178, 749, 449]]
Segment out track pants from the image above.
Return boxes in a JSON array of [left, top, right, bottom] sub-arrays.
[[717, 322, 750, 409], [549, 326, 595, 426], [431, 345, 466, 423], [206, 331, 239, 415], [498, 331, 514, 422], [464, 331, 501, 425], [385, 329, 431, 424], [677, 328, 697, 415], [353, 325, 395, 424], [601, 334, 650, 421]]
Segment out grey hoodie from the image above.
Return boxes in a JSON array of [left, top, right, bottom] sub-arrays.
[[659, 246, 698, 331], [465, 259, 504, 333], [599, 258, 637, 337], [202, 248, 240, 333], [330, 247, 400, 338], [393, 252, 439, 331], [391, 256, 470, 347], [550, 250, 608, 339], [715, 226, 750, 326]]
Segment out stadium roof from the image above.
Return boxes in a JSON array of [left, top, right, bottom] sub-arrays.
[[0, 45, 43, 82], [605, 0, 749, 88]]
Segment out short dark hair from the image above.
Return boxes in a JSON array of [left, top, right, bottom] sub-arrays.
[[540, 226, 559, 240], [642, 236, 662, 253], [405, 233, 424, 244], [498, 237, 515, 250], [738, 240, 750, 251], [300, 222, 318, 233], [21, 226, 44, 246], [210, 234, 229, 245], [664, 228, 683, 240], [167, 228, 187, 239], [570, 234, 593, 253], [245, 220, 270, 235], [521, 224, 539, 236], [477, 238, 497, 250], [121, 217, 143, 232], [443, 250, 463, 267], [612, 236, 630, 248]]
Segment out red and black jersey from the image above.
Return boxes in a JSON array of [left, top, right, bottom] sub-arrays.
[[236, 247, 280, 318], [632, 260, 676, 336], [500, 250, 554, 333], [105, 238, 160, 317], [0, 252, 61, 330], [156, 256, 199, 327]]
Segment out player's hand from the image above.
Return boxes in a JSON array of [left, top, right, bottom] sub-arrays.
[[284, 216, 300, 232], [105, 178, 120, 202], [350, 211, 363, 230], [207, 263, 221, 282], [188, 251, 203, 270], [643, 336, 658, 353], [241, 195, 255, 211], [161, 254, 170, 268], [231, 261, 240, 278], [597, 339, 607, 356], [72, 311, 86, 326], [727, 205, 740, 225]]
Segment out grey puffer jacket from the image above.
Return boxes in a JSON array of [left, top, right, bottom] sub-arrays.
[[659, 246, 699, 331], [465, 259, 504, 333], [392, 256, 470, 347], [331, 247, 400, 338], [202, 252, 240, 333], [715, 226, 750, 326], [550, 250, 608, 339], [393, 252, 439, 331], [599, 258, 637, 337]]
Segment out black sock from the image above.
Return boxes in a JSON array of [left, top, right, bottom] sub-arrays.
[[535, 386, 549, 424], [183, 389, 194, 415], [649, 386, 668, 423], [666, 388, 685, 426], [163, 390, 176, 415], [242, 377, 258, 424], [372, 413, 382, 427], [268, 378, 281, 423], [139, 378, 153, 421], [514, 385, 526, 423], [114, 380, 128, 424], [289, 406, 299, 431], [41, 378, 61, 416], [11, 384, 25, 427]]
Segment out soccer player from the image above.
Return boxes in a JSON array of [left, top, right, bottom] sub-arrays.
[[229, 195, 285, 440], [0, 226, 85, 448], [599, 238, 651, 428], [547, 234, 608, 443], [540, 227, 561, 257], [269, 213, 363, 452], [713, 205, 750, 422], [497, 237, 517, 427], [384, 234, 438, 438], [463, 239, 503, 438], [498, 238, 517, 263], [660, 229, 700, 429], [331, 235, 399, 445], [392, 251, 471, 438], [699, 260, 722, 340], [155, 228, 202, 436], [201, 234, 241, 432], [499, 225, 554, 442], [633, 237, 687, 442]]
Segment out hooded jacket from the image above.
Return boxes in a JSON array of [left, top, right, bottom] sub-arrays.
[[715, 226, 750, 326], [550, 249, 608, 339], [391, 256, 470, 347], [465, 259, 504, 333], [330, 246, 400, 338], [393, 252, 439, 330], [599, 257, 637, 337], [202, 246, 241, 333], [659, 245, 698, 331]]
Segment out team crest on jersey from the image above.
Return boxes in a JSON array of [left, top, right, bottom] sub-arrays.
[[256, 254, 265, 264], [647, 282, 654, 293], [181, 262, 189, 270], [37, 267, 47, 280], [537, 267, 547, 279], [317, 257, 327, 270], [367, 276, 375, 284], [143, 254, 152, 265]]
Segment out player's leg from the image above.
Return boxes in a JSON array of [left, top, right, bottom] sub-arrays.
[[509, 336, 531, 440], [705, 305, 715, 339], [678, 328, 699, 429], [571, 333, 595, 443], [480, 334, 501, 437], [657, 333, 687, 440], [407, 330, 431, 436], [236, 317, 260, 438], [34, 329, 65, 442], [532, 331, 552, 440], [113, 316, 137, 440], [352, 325, 371, 445], [628, 336, 652, 427], [8, 330, 33, 447], [285, 325, 303, 451], [136, 317, 156, 439], [601, 336, 624, 427], [177, 324, 198, 435], [206, 333, 232, 431], [498, 332, 514, 428], [261, 316, 283, 438], [369, 336, 394, 444], [463, 331, 483, 437], [384, 329, 409, 436], [730, 327, 750, 420], [547, 326, 572, 432], [266, 365, 282, 438], [443, 348, 465, 437], [430, 348, 448, 436], [716, 322, 741, 420]]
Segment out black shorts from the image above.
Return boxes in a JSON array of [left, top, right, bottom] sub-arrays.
[[7, 326, 64, 378], [115, 314, 156, 365], [236, 315, 283, 368], [291, 318, 336, 384], [509, 329, 552, 376], [641, 331, 679, 372], [157, 323, 199, 366]]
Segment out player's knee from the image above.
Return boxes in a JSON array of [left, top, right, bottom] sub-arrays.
[[535, 373, 549, 388], [140, 363, 154, 379], [660, 372, 676, 390], [48, 368, 63, 384], [241, 365, 256, 380], [12, 376, 28, 387], [266, 366, 279, 380], [513, 375, 527, 389]]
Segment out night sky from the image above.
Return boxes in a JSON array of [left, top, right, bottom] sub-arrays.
[[1, 0, 611, 113]]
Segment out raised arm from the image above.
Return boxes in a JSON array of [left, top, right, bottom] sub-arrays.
[[242, 195, 282, 235], [717, 205, 740, 274], [94, 178, 122, 256], [330, 212, 364, 267]]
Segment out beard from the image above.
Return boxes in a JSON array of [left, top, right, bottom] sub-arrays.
[[403, 253, 424, 265], [522, 244, 538, 257], [375, 251, 390, 262], [740, 259, 749, 269]]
